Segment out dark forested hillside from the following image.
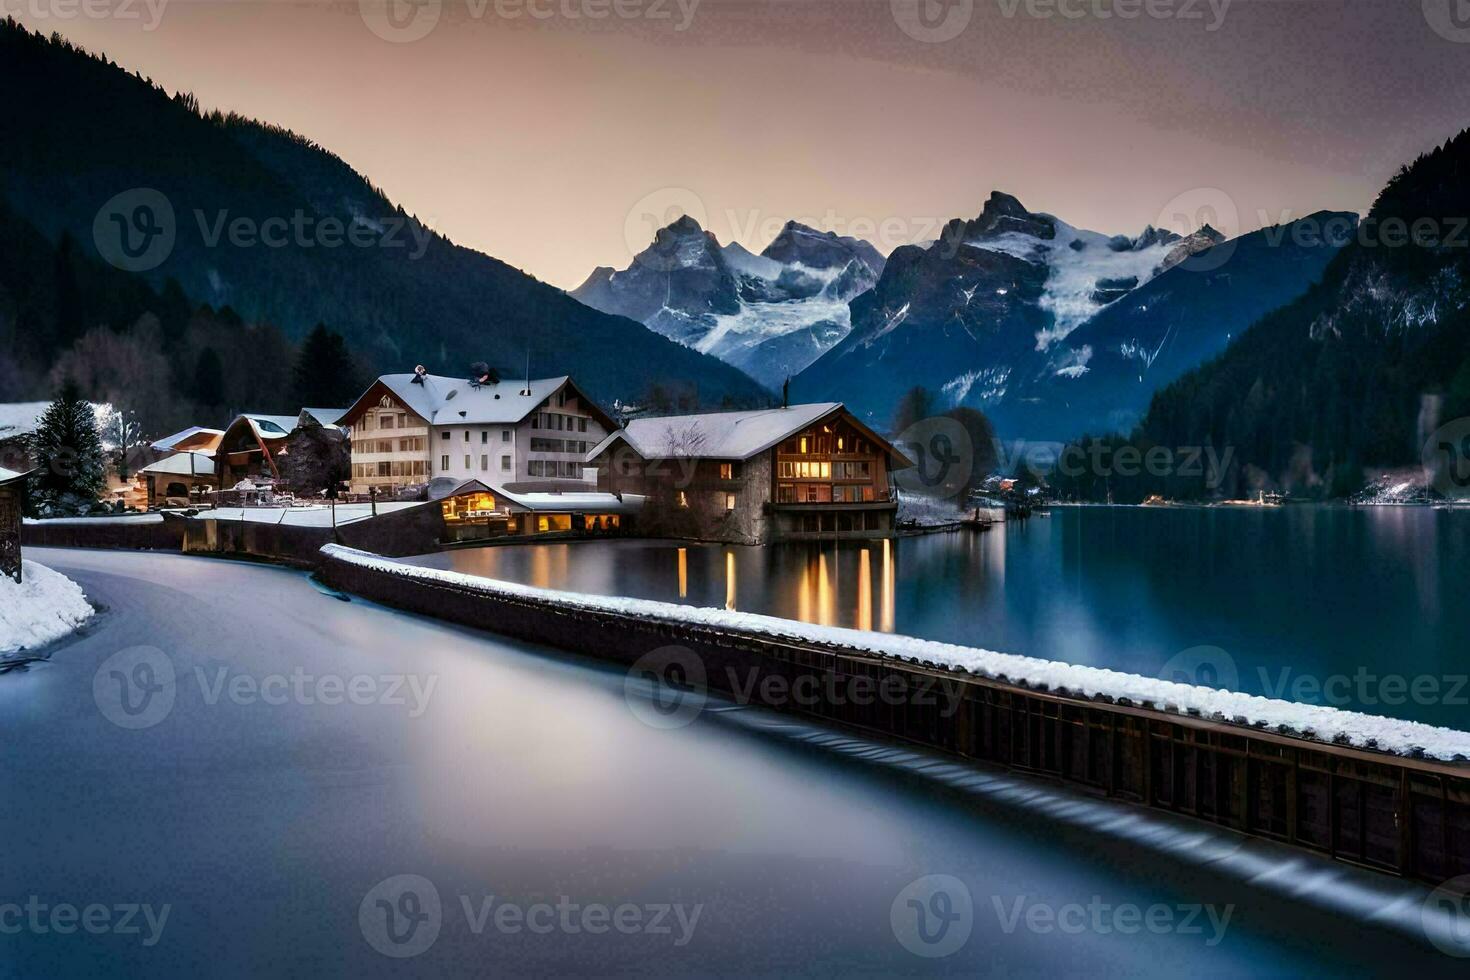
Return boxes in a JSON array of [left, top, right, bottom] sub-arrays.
[[1054, 129, 1470, 501], [0, 19, 767, 414]]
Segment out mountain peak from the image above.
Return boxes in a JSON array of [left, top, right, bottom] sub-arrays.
[[658, 214, 706, 236], [982, 191, 1032, 220]]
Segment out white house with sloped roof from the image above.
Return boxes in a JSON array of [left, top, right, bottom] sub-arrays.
[[337, 373, 617, 496]]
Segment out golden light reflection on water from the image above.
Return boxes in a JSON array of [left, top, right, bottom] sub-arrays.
[[725, 551, 737, 611], [678, 547, 688, 599], [881, 539, 895, 633], [858, 548, 872, 632]]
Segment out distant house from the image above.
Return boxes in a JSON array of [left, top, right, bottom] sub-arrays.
[[149, 426, 224, 455], [136, 452, 216, 507], [337, 373, 617, 498], [588, 403, 912, 544], [215, 408, 349, 496]]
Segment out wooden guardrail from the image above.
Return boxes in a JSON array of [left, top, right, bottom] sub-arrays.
[[319, 548, 1470, 886]]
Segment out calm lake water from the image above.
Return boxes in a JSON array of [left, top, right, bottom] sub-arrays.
[[411, 505, 1470, 731]]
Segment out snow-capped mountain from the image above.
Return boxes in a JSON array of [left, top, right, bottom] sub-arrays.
[[572, 217, 884, 388], [791, 191, 1229, 427]]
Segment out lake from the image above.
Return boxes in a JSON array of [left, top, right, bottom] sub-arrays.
[[410, 505, 1470, 731]]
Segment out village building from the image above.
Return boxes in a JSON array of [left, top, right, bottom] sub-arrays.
[[588, 403, 912, 544], [215, 408, 348, 499], [136, 452, 216, 508], [337, 372, 616, 498], [150, 426, 224, 455], [0, 466, 26, 582]]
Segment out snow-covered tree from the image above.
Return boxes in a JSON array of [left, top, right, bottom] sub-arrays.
[[27, 380, 106, 517]]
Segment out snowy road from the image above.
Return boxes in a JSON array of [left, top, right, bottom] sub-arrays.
[[0, 549, 1458, 977]]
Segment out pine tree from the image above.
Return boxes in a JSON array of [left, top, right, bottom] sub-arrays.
[[192, 347, 225, 411], [290, 324, 363, 409], [27, 379, 106, 516]]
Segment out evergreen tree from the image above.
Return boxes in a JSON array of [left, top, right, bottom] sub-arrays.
[[290, 323, 365, 409], [192, 346, 225, 411], [27, 379, 106, 516]]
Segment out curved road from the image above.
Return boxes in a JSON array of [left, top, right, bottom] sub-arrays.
[[0, 549, 1459, 977]]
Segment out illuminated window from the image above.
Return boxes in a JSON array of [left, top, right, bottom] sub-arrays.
[[799, 437, 808, 454], [677, 491, 688, 508], [725, 493, 736, 512], [719, 462, 732, 480]]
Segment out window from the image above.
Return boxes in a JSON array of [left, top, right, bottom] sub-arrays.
[[725, 493, 736, 511], [481, 430, 488, 444], [799, 436, 809, 454], [578, 418, 587, 432], [777, 484, 795, 503], [502, 430, 511, 442], [501, 456, 512, 471], [464, 455, 471, 469], [719, 463, 733, 480], [441, 431, 450, 441], [677, 491, 688, 508], [440, 455, 449, 471], [481, 455, 488, 471], [464, 431, 470, 442], [381, 415, 396, 430]]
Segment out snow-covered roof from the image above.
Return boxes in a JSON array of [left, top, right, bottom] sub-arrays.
[[588, 403, 846, 461], [302, 407, 347, 427], [137, 453, 216, 477], [150, 426, 224, 452], [0, 401, 113, 441], [240, 414, 300, 439], [342, 374, 612, 429], [436, 478, 643, 514], [499, 489, 645, 515]]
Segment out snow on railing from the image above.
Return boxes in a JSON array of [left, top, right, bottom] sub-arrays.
[[320, 544, 1470, 763]]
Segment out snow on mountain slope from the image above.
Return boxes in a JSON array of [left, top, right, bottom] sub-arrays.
[[572, 218, 884, 389], [969, 219, 1189, 351]]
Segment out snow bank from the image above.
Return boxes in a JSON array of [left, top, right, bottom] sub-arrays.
[[321, 545, 1470, 763], [0, 561, 93, 655]]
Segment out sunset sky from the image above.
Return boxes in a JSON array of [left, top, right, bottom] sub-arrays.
[[21, 0, 1470, 288]]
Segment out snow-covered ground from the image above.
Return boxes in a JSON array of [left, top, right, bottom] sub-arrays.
[[0, 560, 94, 655], [324, 544, 1470, 762], [896, 493, 969, 527]]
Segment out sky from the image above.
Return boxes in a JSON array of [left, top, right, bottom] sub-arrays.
[[16, 0, 1470, 288]]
